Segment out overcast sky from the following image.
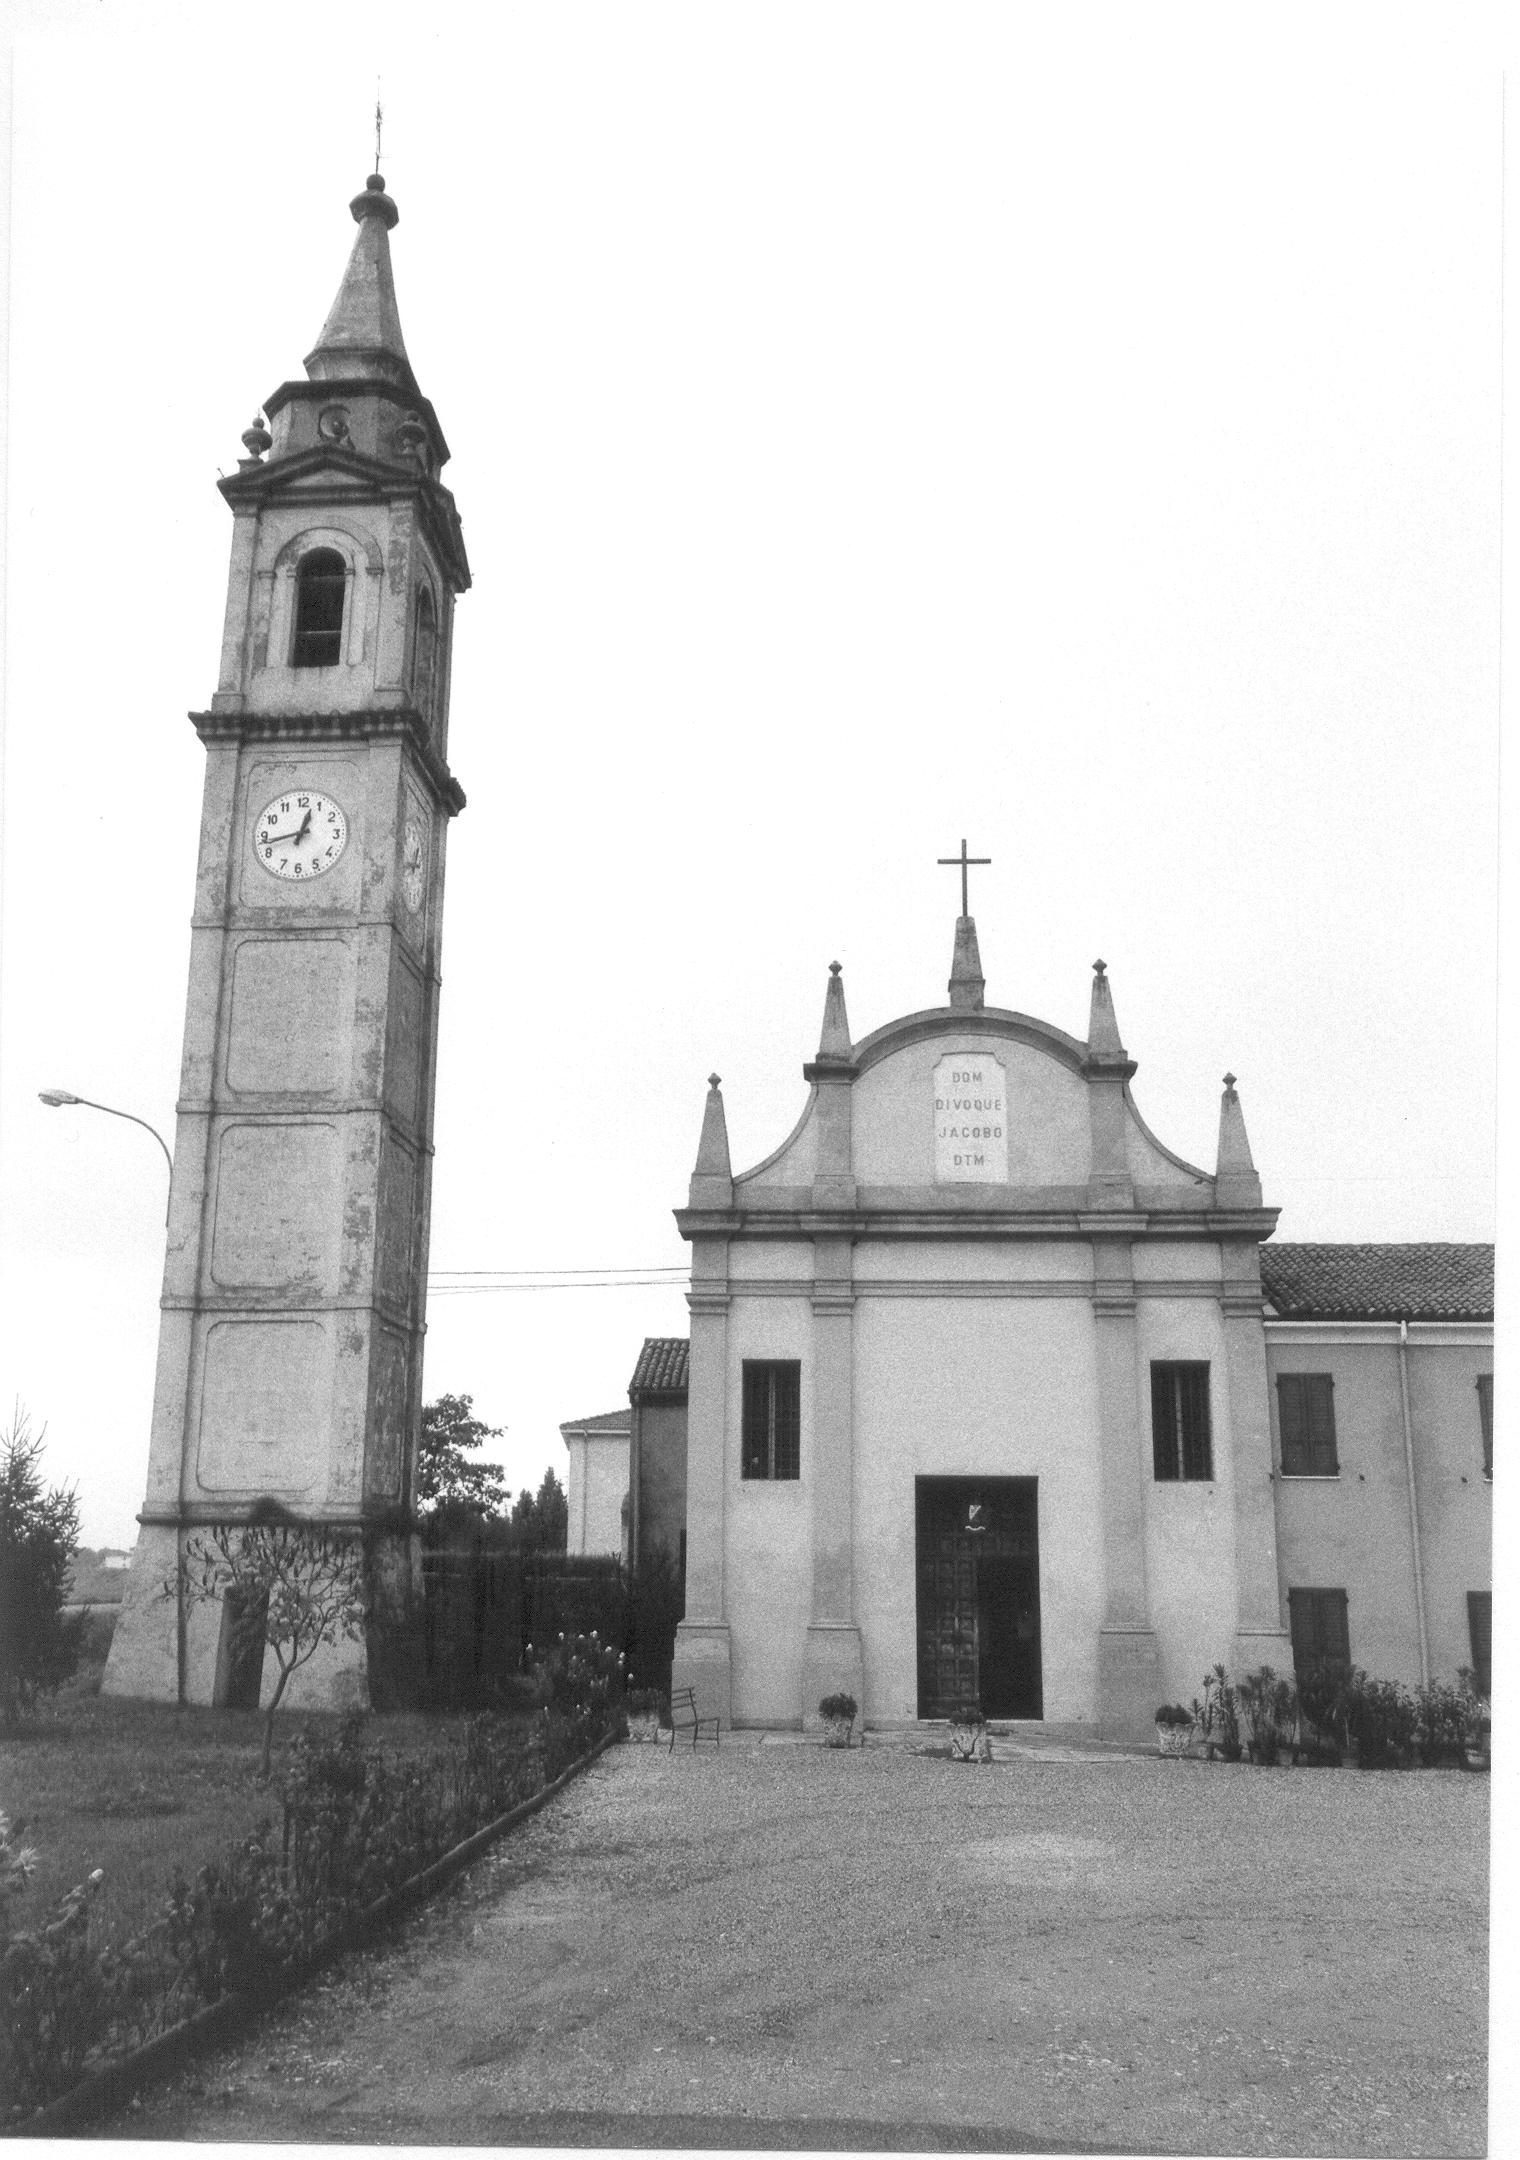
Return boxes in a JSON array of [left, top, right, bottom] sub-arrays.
[[0, 4, 1506, 1548]]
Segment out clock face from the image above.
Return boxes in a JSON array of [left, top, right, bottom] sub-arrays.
[[252, 790, 349, 882], [400, 815, 429, 913]]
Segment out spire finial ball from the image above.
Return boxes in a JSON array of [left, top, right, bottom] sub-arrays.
[[708, 1073, 722, 1091], [1093, 958, 1107, 977], [829, 961, 842, 977], [367, 173, 386, 191], [1223, 1071, 1237, 1091]]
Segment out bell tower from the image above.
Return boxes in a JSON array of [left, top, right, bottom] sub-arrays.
[[105, 169, 469, 1708]]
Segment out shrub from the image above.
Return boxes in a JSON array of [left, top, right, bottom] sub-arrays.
[[1414, 1681, 1469, 1768], [1154, 1704, 1192, 1727], [819, 1693, 858, 1723], [625, 1686, 666, 1720], [1341, 1671, 1419, 1769], [1, 1696, 620, 2116], [0, 1411, 84, 1725]]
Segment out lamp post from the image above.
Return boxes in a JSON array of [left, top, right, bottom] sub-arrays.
[[38, 1090, 173, 1220]]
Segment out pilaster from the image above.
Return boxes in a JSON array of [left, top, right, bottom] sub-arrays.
[[1221, 1243, 1292, 1667], [801, 1235, 863, 1726], [1090, 1236, 1162, 1739], [671, 1235, 734, 1725]]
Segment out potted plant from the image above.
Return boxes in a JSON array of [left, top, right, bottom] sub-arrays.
[[1237, 1666, 1297, 1766], [1154, 1703, 1193, 1757], [1458, 1667, 1490, 1772], [818, 1691, 858, 1748], [948, 1704, 991, 1762], [1193, 1665, 1244, 1762], [624, 1686, 665, 1744], [1295, 1659, 1348, 1766]]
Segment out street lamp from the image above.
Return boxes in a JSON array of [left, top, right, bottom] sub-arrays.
[[38, 1090, 174, 1217]]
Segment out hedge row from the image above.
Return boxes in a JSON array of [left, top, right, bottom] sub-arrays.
[[2, 1633, 622, 2117]]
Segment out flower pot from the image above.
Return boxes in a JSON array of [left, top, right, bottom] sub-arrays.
[[1156, 1722, 1192, 1758], [1463, 1746, 1491, 1773], [822, 1713, 854, 1749], [625, 1711, 661, 1744], [949, 1720, 991, 1763]]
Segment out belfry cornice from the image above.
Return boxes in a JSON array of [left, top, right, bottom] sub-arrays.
[[190, 706, 466, 816], [219, 438, 470, 592]]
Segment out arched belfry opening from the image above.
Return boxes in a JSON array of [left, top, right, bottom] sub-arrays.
[[292, 548, 348, 667]]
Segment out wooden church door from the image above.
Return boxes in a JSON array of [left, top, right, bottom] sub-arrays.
[[915, 1477, 1042, 1720]]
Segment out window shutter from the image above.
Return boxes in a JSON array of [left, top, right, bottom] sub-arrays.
[[1279, 1376, 1308, 1475], [1181, 1365, 1213, 1481], [1151, 1365, 1177, 1480], [1467, 1591, 1492, 1697], [1307, 1376, 1337, 1475], [1477, 1376, 1493, 1479], [741, 1364, 768, 1479], [773, 1364, 801, 1480]]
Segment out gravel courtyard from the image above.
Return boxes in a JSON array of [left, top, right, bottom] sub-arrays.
[[109, 1732, 1487, 2155]]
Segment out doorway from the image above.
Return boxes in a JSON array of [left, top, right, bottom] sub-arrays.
[[915, 1477, 1042, 1719]]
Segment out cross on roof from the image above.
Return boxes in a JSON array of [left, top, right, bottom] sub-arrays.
[[937, 838, 991, 917]]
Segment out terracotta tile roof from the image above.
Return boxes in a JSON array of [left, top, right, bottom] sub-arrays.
[[630, 1337, 690, 1395], [558, 1408, 631, 1436], [1260, 1244, 1493, 1321]]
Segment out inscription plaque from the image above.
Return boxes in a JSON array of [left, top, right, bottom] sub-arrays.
[[934, 1053, 1008, 1182]]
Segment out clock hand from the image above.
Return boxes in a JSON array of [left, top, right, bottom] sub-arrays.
[[263, 827, 306, 846]]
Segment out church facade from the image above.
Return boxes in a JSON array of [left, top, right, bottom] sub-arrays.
[[665, 916, 1493, 1741]]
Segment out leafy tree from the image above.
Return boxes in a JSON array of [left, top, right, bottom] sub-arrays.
[[169, 1525, 365, 1775], [511, 1466, 569, 1553], [0, 1409, 83, 1725], [417, 1395, 507, 1522]]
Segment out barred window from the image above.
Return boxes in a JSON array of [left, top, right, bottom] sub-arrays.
[[1288, 1587, 1350, 1679], [1151, 1362, 1212, 1481], [292, 548, 347, 667], [1278, 1374, 1338, 1476], [741, 1361, 800, 1481], [1477, 1375, 1493, 1479]]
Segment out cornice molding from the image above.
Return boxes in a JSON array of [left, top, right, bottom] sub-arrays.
[[191, 706, 466, 816]]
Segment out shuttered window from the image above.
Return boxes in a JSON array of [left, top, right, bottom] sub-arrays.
[[1151, 1362, 1213, 1481], [1288, 1588, 1350, 1679], [1477, 1375, 1493, 1479], [292, 548, 347, 667], [741, 1361, 800, 1481], [1278, 1374, 1338, 1476], [1467, 1591, 1492, 1698]]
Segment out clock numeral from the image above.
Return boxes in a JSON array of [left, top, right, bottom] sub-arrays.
[[297, 794, 310, 809], [279, 799, 291, 813]]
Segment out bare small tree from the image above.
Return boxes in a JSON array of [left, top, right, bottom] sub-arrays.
[[169, 1525, 365, 1775]]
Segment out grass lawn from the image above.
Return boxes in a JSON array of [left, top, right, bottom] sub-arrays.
[[1, 1671, 503, 1959]]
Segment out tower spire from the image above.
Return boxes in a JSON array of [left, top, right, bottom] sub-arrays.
[[304, 171, 416, 393]]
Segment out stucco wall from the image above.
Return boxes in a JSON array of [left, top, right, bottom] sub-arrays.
[[850, 1294, 1105, 1725], [853, 1035, 1091, 1187], [637, 1399, 689, 1567], [1135, 1297, 1245, 1702], [565, 1431, 628, 1556], [1266, 1328, 1492, 1687], [724, 1293, 815, 1724]]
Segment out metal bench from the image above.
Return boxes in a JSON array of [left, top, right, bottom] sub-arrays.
[[668, 1685, 721, 1750]]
